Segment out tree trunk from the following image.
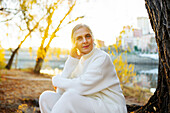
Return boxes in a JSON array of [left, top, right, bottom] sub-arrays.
[[127, 0, 170, 112], [34, 57, 44, 74], [5, 46, 20, 69]]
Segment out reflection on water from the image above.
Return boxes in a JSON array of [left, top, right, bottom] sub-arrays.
[[134, 64, 158, 89]]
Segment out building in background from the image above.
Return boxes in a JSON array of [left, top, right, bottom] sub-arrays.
[[118, 25, 136, 51], [133, 28, 142, 37], [117, 17, 157, 53], [138, 33, 157, 53], [137, 17, 150, 35]]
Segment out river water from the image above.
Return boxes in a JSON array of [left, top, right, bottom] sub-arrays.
[[4, 50, 158, 90]]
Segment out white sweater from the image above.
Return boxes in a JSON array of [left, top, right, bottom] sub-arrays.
[[52, 48, 127, 113]]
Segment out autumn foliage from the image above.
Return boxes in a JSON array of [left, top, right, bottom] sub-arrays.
[[0, 43, 5, 68], [108, 37, 136, 85]]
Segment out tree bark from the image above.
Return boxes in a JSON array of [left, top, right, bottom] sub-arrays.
[[127, 0, 170, 112], [34, 57, 44, 74], [5, 46, 20, 69]]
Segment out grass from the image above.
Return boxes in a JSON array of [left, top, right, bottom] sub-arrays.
[[122, 85, 153, 104]]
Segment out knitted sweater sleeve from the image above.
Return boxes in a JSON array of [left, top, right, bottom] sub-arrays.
[[60, 55, 79, 78], [56, 55, 79, 94], [52, 54, 119, 95]]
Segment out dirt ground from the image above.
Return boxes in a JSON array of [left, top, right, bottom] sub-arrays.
[[0, 69, 54, 113], [0, 69, 151, 113]]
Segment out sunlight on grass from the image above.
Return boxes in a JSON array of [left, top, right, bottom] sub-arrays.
[[40, 68, 62, 75], [122, 85, 153, 104]]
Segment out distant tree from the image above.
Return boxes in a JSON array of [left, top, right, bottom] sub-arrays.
[[127, 0, 170, 112], [1, 0, 82, 70], [0, 0, 47, 69], [33, 0, 83, 73], [107, 40, 136, 86], [5, 17, 44, 69]]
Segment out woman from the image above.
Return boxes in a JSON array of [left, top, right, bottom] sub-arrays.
[[39, 24, 127, 113]]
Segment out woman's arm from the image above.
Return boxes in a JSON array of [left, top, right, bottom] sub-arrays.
[[55, 55, 79, 94], [60, 47, 81, 78], [53, 54, 119, 95], [60, 55, 79, 78]]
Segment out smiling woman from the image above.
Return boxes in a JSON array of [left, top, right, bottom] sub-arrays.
[[71, 24, 94, 56], [39, 24, 127, 113]]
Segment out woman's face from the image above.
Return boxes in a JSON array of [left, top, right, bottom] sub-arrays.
[[73, 27, 94, 55]]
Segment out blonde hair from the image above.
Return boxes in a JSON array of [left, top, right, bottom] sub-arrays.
[[71, 24, 93, 43]]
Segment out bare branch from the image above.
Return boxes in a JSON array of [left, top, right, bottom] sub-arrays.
[[67, 15, 84, 24], [59, 15, 84, 30], [0, 10, 20, 22], [45, 0, 77, 50], [14, 22, 26, 31], [18, 14, 46, 47]]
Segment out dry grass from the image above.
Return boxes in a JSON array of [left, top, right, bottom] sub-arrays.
[[0, 69, 153, 112], [122, 85, 153, 105]]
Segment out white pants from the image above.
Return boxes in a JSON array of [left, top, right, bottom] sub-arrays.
[[39, 90, 96, 113]]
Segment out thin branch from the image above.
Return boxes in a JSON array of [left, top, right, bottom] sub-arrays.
[[18, 14, 46, 47], [54, 0, 77, 32], [0, 7, 25, 12], [45, 0, 77, 50], [0, 7, 25, 22], [39, 0, 62, 48], [67, 16, 84, 25], [0, 11, 20, 22], [14, 22, 26, 31], [59, 15, 84, 30]]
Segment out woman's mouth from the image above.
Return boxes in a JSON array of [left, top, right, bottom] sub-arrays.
[[83, 45, 89, 48]]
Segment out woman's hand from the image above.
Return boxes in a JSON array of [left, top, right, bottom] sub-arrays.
[[70, 47, 81, 59], [53, 86, 57, 90]]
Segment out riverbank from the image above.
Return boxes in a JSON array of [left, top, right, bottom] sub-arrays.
[[4, 50, 158, 69], [0, 69, 153, 113]]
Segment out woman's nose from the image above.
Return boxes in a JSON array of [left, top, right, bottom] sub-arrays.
[[82, 37, 87, 43]]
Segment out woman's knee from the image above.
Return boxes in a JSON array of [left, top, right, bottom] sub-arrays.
[[39, 91, 50, 103], [39, 91, 62, 112], [61, 90, 81, 103], [51, 90, 80, 112], [40, 91, 61, 102]]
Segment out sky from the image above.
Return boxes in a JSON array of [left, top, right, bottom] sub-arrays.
[[0, 0, 150, 49], [50, 0, 150, 49]]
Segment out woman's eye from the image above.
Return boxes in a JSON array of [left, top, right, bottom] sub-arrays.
[[76, 37, 82, 40], [86, 34, 91, 38]]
